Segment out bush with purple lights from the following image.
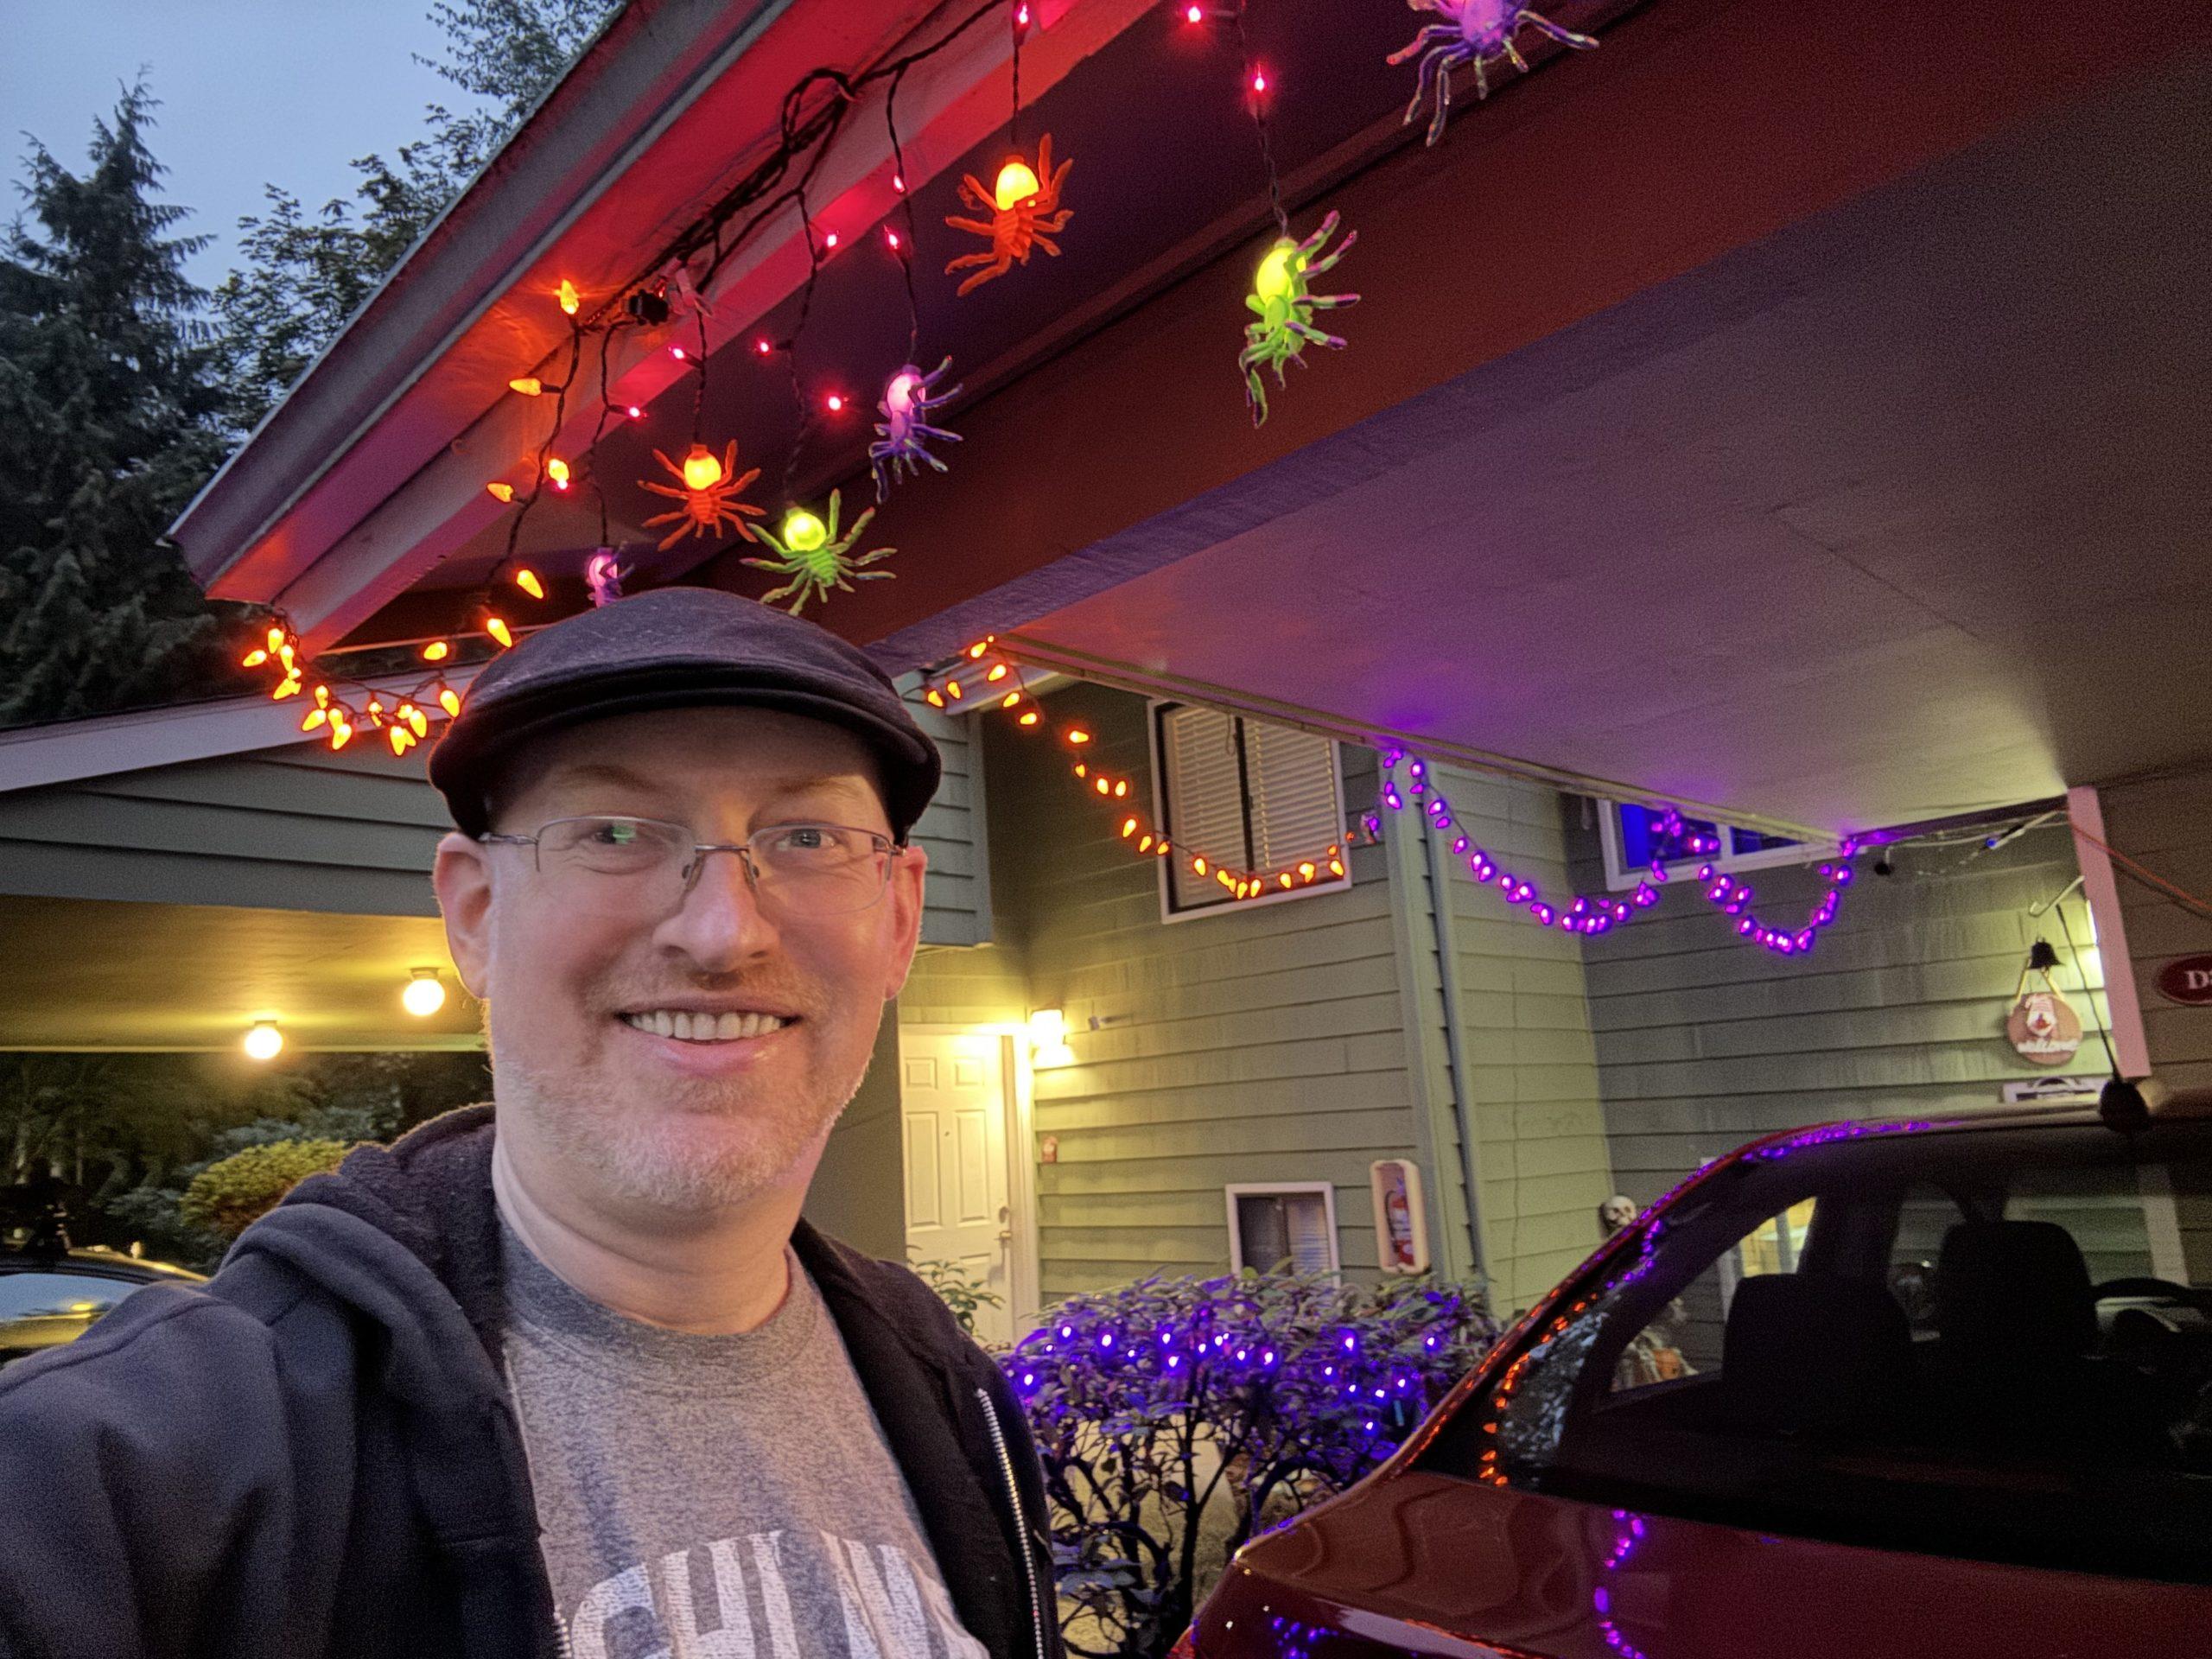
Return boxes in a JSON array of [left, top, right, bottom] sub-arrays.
[[1002, 1268, 1499, 1659]]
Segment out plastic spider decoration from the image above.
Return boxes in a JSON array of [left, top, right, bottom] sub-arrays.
[[944, 134, 1072, 297], [1238, 212, 1358, 427], [639, 442, 764, 550], [1389, 0, 1598, 145], [584, 549, 629, 607], [869, 357, 963, 502], [741, 491, 895, 615]]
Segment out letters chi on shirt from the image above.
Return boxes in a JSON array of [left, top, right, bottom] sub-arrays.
[[561, 1528, 988, 1659]]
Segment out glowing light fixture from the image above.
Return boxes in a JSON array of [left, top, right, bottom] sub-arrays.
[[243, 1020, 283, 1062], [402, 969, 448, 1018], [1028, 1008, 1076, 1070]]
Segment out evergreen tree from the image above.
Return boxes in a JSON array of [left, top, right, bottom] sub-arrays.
[[0, 86, 247, 728], [213, 0, 613, 425]]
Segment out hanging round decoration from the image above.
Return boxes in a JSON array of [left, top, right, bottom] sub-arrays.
[[2008, 988, 2083, 1066]]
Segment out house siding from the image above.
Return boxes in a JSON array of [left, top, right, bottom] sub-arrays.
[[1402, 771, 1618, 1313], [2096, 766, 2212, 1283], [977, 684, 1419, 1300], [0, 698, 989, 947], [1574, 817, 2101, 1201]]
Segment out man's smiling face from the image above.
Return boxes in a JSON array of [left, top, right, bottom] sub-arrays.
[[435, 705, 926, 1217]]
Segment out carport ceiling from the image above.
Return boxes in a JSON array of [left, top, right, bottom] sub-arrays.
[[1003, 55, 2212, 836], [0, 897, 481, 1052]]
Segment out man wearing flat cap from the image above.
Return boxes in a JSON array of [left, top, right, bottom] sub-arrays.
[[0, 589, 1060, 1659]]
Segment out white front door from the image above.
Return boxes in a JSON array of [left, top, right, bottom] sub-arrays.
[[899, 1029, 1014, 1345]]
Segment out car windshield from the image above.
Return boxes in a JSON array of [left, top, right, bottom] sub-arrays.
[[1417, 1117, 2212, 1582], [0, 1270, 158, 1364]]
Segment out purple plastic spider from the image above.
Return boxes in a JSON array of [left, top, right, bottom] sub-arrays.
[[1388, 0, 1598, 146], [868, 356, 963, 501]]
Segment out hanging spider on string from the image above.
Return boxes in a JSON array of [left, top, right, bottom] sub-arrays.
[[870, 358, 963, 499], [743, 491, 896, 615], [944, 134, 1073, 296], [1239, 212, 1358, 425], [1389, 0, 1598, 146], [639, 441, 765, 550]]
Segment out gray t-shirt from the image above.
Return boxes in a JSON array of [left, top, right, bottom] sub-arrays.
[[499, 1223, 985, 1659]]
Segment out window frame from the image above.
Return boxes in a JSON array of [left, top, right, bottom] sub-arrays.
[[1147, 699, 1351, 923], [1595, 800, 1836, 893], [1224, 1181, 1342, 1278]]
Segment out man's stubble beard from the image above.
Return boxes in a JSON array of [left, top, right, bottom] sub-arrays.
[[483, 997, 873, 1214]]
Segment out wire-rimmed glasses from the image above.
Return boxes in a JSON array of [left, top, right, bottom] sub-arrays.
[[480, 815, 905, 918]]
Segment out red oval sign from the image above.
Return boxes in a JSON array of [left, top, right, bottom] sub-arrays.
[[2158, 956, 2212, 1007]]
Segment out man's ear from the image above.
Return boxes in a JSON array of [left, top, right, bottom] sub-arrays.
[[883, 842, 929, 1001], [433, 832, 496, 1001]]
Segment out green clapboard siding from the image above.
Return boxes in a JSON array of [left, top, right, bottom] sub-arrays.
[[2101, 767, 2212, 1096], [1574, 813, 2101, 1206], [2097, 765, 2212, 1286], [979, 683, 1421, 1293], [0, 694, 990, 946], [1395, 770, 1617, 1313]]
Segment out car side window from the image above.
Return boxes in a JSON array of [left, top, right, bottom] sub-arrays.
[[0, 1272, 142, 1321], [1419, 1139, 2212, 1584]]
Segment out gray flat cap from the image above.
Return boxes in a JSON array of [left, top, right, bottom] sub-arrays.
[[426, 587, 941, 840]]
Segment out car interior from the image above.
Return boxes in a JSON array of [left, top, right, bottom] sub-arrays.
[[1420, 1120, 2212, 1582]]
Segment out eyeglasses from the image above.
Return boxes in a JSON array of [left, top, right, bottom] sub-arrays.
[[480, 815, 906, 918]]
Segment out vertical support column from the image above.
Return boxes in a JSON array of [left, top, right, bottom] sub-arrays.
[[2067, 785, 2153, 1080]]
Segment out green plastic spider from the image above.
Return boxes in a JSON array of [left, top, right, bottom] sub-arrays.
[[741, 489, 896, 615], [1239, 211, 1358, 427]]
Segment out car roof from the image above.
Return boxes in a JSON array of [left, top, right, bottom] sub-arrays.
[[0, 1248, 205, 1284]]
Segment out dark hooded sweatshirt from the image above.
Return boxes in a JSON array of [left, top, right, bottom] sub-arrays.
[[0, 1106, 1060, 1659]]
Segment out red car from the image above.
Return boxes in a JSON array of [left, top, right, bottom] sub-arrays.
[[1188, 1103, 2212, 1657]]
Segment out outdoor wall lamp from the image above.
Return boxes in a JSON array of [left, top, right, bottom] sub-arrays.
[[402, 969, 448, 1018], [1028, 1008, 1076, 1070], [242, 1020, 283, 1062]]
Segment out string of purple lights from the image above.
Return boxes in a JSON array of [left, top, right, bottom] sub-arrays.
[[1374, 748, 1859, 957]]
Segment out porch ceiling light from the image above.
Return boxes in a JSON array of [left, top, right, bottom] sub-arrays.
[[402, 969, 448, 1018], [243, 1020, 283, 1062]]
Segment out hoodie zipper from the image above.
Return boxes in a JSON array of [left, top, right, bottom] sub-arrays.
[[976, 1385, 1048, 1659]]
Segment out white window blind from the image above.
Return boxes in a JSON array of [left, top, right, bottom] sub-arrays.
[[1156, 703, 1344, 913], [1227, 1185, 1340, 1275], [1245, 721, 1342, 870], [1160, 704, 1252, 910]]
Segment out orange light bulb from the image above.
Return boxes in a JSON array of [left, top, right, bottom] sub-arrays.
[[438, 689, 462, 718], [678, 443, 724, 493], [486, 481, 516, 504], [486, 617, 514, 649], [422, 640, 450, 662], [242, 648, 268, 667], [1067, 728, 1091, 744], [545, 457, 570, 489], [509, 377, 543, 397], [514, 568, 545, 600], [556, 279, 579, 315], [987, 664, 1008, 682], [993, 159, 1041, 211]]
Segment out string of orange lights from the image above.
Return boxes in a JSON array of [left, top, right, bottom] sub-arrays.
[[914, 636, 1357, 902]]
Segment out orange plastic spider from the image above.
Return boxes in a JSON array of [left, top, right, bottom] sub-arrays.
[[639, 442, 764, 551], [944, 133, 1072, 298]]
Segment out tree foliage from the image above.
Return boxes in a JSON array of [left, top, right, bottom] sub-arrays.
[[1007, 1269, 1501, 1659], [0, 86, 250, 728], [211, 0, 614, 426], [180, 1138, 353, 1240]]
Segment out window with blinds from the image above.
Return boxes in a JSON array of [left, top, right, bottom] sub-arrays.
[[1152, 702, 1347, 916]]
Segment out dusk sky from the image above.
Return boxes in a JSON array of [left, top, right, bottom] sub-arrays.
[[5, 1, 496, 287]]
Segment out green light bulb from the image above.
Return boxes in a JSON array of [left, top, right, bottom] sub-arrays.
[[1254, 239, 1300, 302], [783, 509, 827, 553]]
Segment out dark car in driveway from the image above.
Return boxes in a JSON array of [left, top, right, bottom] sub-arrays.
[[0, 1243, 205, 1368], [1187, 1103, 2212, 1658]]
